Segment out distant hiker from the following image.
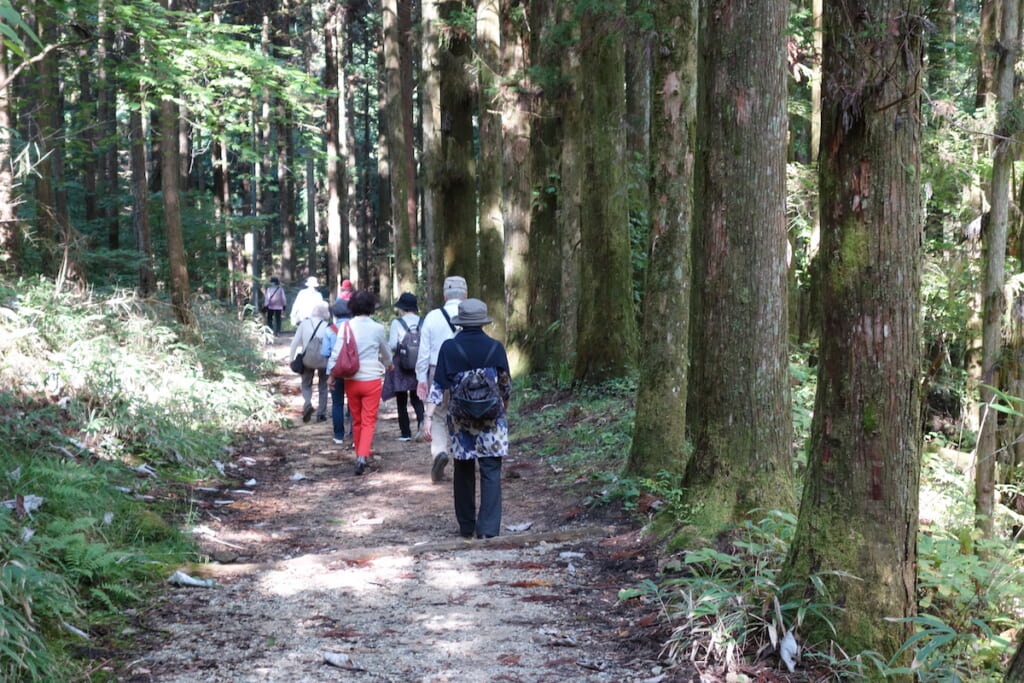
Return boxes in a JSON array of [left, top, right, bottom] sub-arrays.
[[289, 301, 331, 424], [416, 275, 467, 482], [290, 276, 324, 327], [328, 290, 392, 476], [262, 276, 287, 334], [321, 298, 354, 445], [384, 292, 425, 442], [338, 279, 354, 301], [425, 299, 511, 539]]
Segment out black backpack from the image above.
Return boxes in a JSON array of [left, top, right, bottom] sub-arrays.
[[448, 344, 503, 423], [395, 317, 423, 372]]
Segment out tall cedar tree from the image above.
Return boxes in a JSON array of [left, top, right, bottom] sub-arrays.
[[573, 1, 639, 383], [478, 0, 506, 341], [683, 0, 794, 528], [976, 0, 1018, 538], [501, 0, 531, 372], [436, 0, 477, 290], [782, 0, 924, 660], [627, 2, 697, 478]]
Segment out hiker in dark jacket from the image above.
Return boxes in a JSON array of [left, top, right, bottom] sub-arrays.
[[425, 299, 511, 539]]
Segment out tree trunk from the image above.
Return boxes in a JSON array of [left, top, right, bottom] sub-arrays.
[[0, 37, 21, 276], [325, 6, 344, 296], [682, 0, 794, 530], [627, 0, 697, 479], [525, 0, 568, 374], [421, 0, 442, 308], [977, 0, 1019, 539], [478, 0, 506, 341], [437, 0, 477, 289], [1007, 627, 1024, 681], [126, 31, 154, 297], [161, 95, 196, 331], [975, 0, 997, 110], [573, 1, 638, 384], [383, 0, 414, 297], [782, 0, 924, 661], [501, 1, 531, 372]]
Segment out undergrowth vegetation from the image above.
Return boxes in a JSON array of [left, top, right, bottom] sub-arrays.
[[513, 366, 1024, 681], [0, 278, 280, 681]]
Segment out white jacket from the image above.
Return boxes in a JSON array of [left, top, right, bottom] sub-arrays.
[[415, 299, 461, 383]]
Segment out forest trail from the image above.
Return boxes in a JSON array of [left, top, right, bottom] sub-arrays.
[[118, 335, 668, 682]]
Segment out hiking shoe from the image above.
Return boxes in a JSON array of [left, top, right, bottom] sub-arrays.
[[316, 415, 327, 423], [397, 436, 412, 442], [333, 437, 346, 445], [431, 453, 448, 483], [302, 405, 314, 423], [354, 456, 367, 476]]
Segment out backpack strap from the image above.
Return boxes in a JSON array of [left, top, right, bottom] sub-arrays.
[[440, 307, 456, 333], [301, 320, 324, 358], [397, 317, 410, 333], [453, 340, 497, 369]]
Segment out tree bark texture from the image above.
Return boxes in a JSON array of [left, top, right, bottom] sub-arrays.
[[683, 0, 794, 528], [976, 0, 1019, 539], [782, 0, 924, 660], [477, 0, 506, 342], [325, 7, 345, 295], [501, 1, 531, 373], [628, 1, 697, 480], [0, 38, 20, 276], [420, 0, 442, 309], [437, 0, 477, 290], [573, 2, 639, 384], [383, 0, 415, 297], [161, 95, 196, 331]]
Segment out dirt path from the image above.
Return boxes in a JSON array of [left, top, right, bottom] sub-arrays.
[[119, 337, 669, 682]]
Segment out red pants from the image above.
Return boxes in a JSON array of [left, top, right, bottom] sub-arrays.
[[345, 379, 383, 457]]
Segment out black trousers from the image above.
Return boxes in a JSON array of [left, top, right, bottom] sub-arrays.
[[395, 390, 424, 437], [453, 456, 502, 538]]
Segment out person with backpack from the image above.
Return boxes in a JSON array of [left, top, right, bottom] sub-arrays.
[[416, 275, 466, 482], [424, 298, 511, 539], [288, 300, 331, 423], [385, 292, 425, 442], [262, 277, 287, 334], [321, 298, 353, 445]]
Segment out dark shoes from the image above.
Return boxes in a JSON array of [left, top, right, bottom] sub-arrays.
[[316, 414, 327, 423], [354, 456, 367, 476], [302, 405, 314, 423], [431, 453, 448, 483]]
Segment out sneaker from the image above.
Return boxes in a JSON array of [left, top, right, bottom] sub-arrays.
[[316, 415, 327, 423], [333, 438, 346, 445], [397, 436, 412, 442], [431, 453, 448, 483], [302, 405, 314, 423], [354, 456, 367, 476]]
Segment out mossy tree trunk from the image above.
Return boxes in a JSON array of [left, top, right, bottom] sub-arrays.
[[573, 1, 639, 384], [627, 2, 697, 479], [781, 0, 924, 662], [437, 0, 478, 289], [682, 0, 794, 528]]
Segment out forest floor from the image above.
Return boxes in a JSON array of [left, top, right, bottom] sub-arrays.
[[108, 335, 692, 683]]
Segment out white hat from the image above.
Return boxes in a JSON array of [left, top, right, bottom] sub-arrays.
[[305, 276, 319, 288]]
